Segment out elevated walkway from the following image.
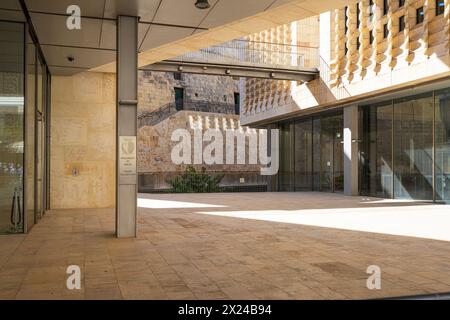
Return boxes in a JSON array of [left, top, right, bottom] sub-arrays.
[[141, 40, 319, 81]]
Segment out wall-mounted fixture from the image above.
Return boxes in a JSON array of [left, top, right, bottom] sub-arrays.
[[195, 0, 210, 9], [72, 167, 79, 177]]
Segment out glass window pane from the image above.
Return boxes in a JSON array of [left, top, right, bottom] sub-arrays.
[[0, 22, 24, 233], [279, 123, 293, 191], [360, 102, 393, 198], [312, 118, 321, 190], [25, 32, 35, 231], [435, 88, 450, 202], [294, 119, 312, 190], [36, 59, 44, 220], [394, 93, 434, 200]]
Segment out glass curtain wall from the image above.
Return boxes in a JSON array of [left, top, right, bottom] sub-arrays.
[[279, 123, 294, 191], [435, 88, 450, 203], [278, 113, 344, 192], [0, 21, 25, 233], [0, 19, 50, 234], [393, 93, 434, 200], [36, 58, 45, 221], [360, 101, 393, 198], [294, 120, 313, 190], [318, 115, 344, 192], [25, 29, 36, 231], [360, 91, 448, 202]]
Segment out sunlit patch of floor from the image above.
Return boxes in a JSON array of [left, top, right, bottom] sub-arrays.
[[138, 198, 227, 209], [195, 205, 450, 242]]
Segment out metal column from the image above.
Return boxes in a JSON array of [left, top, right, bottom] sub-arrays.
[[116, 16, 138, 238]]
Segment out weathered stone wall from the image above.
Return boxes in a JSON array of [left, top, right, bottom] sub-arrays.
[[138, 110, 266, 191], [138, 111, 262, 174], [138, 71, 239, 114], [137, 71, 264, 190], [51, 72, 116, 209]]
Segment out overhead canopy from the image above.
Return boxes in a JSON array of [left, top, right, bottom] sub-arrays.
[[0, 0, 355, 75]]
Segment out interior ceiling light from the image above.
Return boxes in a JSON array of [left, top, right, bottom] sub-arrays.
[[195, 0, 211, 9]]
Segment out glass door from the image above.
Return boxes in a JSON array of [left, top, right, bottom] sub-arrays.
[[393, 93, 434, 200], [279, 123, 294, 191], [319, 124, 333, 192], [0, 22, 25, 233], [318, 114, 344, 192]]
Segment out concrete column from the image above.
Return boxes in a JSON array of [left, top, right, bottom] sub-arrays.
[[344, 104, 359, 196], [116, 16, 138, 238]]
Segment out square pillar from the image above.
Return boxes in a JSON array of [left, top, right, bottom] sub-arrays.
[[344, 105, 359, 196], [116, 16, 138, 238]]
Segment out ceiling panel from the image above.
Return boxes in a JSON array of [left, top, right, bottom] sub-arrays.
[[199, 0, 275, 29], [49, 65, 91, 76], [103, 0, 161, 21], [152, 0, 219, 28], [99, 20, 148, 50], [139, 25, 193, 53], [30, 13, 102, 48], [25, 0, 105, 17], [0, 9, 25, 22], [269, 0, 292, 8], [42, 45, 115, 71], [0, 0, 22, 10]]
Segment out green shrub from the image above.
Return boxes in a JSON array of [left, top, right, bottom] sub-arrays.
[[168, 166, 224, 193]]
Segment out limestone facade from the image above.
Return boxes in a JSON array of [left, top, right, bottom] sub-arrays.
[[50, 72, 116, 209], [241, 17, 320, 123], [241, 1, 450, 126]]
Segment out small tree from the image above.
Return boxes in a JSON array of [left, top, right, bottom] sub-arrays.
[[168, 166, 223, 193]]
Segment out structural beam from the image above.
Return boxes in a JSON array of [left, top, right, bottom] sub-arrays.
[[141, 60, 318, 82], [116, 16, 139, 238]]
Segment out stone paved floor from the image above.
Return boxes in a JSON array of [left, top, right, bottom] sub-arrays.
[[1, 192, 450, 300]]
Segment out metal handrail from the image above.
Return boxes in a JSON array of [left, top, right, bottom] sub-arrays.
[[318, 55, 352, 100], [138, 99, 238, 127], [172, 39, 319, 70]]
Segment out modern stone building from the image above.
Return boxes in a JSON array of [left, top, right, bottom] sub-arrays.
[[242, 0, 450, 203]]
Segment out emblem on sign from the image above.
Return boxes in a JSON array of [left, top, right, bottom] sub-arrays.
[[119, 136, 137, 175]]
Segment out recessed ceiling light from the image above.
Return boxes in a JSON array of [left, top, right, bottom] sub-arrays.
[[195, 0, 210, 9]]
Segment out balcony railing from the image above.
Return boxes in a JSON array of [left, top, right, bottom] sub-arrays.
[[138, 99, 238, 127], [171, 39, 319, 70]]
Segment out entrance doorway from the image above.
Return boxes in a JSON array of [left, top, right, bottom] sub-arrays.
[[318, 115, 344, 192], [278, 112, 344, 193]]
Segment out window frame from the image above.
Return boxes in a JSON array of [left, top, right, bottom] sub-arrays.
[[436, 0, 445, 16], [399, 15, 405, 32], [416, 7, 425, 25]]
